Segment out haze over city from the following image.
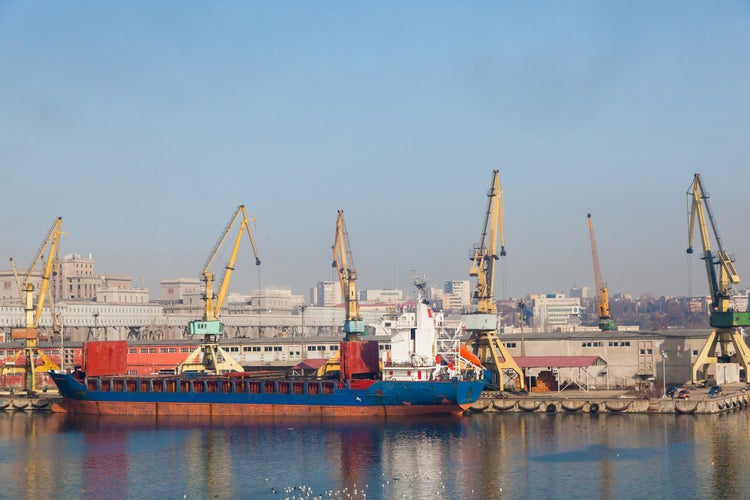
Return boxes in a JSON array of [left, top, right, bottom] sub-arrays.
[[2, 3, 749, 301]]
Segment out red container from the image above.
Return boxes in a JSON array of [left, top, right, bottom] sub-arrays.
[[84, 341, 128, 376]]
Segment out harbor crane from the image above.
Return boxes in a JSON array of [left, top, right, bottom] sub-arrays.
[[2, 218, 63, 393], [332, 210, 365, 341], [686, 173, 750, 384], [587, 213, 616, 331], [178, 205, 261, 374], [464, 170, 525, 390], [316, 210, 365, 378]]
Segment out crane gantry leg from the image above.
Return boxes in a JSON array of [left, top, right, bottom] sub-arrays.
[[466, 329, 525, 391], [692, 328, 750, 385]]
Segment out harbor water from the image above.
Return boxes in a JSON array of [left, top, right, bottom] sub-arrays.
[[0, 411, 748, 499]]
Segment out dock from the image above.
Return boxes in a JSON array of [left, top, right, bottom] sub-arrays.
[[0, 390, 62, 412], [472, 385, 750, 415]]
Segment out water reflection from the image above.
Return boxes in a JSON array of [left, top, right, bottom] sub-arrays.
[[1, 412, 749, 499]]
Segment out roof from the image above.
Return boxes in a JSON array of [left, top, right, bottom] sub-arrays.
[[511, 355, 606, 369], [291, 359, 327, 370]]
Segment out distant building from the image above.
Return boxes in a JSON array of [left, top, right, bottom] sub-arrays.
[[55, 252, 101, 300], [443, 280, 471, 311], [96, 286, 149, 304], [311, 281, 342, 307], [247, 289, 295, 312], [359, 289, 403, 303], [530, 293, 582, 330], [0, 252, 145, 304], [160, 278, 201, 303], [569, 286, 594, 301]]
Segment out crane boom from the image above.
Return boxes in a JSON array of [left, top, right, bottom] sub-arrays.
[[468, 169, 504, 313], [464, 170, 524, 390], [686, 173, 750, 384], [332, 210, 364, 340], [587, 213, 615, 331], [687, 174, 741, 318]]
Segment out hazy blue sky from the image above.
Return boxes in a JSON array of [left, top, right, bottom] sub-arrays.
[[2, 2, 749, 301]]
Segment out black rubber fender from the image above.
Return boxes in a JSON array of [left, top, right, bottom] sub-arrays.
[[545, 403, 556, 414], [589, 402, 600, 414]]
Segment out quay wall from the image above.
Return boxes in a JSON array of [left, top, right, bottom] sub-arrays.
[[472, 390, 750, 415]]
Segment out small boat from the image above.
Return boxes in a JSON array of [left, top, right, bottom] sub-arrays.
[[470, 399, 492, 412], [492, 400, 516, 411], [10, 399, 29, 411], [30, 399, 51, 411], [518, 401, 541, 412], [604, 400, 632, 412], [674, 402, 698, 415], [561, 400, 585, 412]]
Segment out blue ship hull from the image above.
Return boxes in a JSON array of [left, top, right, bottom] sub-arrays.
[[49, 371, 484, 417]]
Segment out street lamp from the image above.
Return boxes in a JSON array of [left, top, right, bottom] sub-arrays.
[[299, 305, 307, 360]]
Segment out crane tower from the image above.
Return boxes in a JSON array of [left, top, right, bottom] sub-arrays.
[[464, 170, 525, 390], [587, 213, 616, 331], [1, 218, 63, 393], [687, 173, 750, 384], [178, 205, 261, 374]]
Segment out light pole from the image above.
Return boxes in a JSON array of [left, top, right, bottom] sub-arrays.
[[299, 305, 307, 360]]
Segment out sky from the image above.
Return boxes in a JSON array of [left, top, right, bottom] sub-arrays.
[[2, 2, 749, 302]]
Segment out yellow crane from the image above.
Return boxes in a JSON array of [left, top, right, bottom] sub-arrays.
[[332, 209, 365, 341], [686, 173, 750, 384], [2, 218, 63, 393], [177, 205, 261, 374], [315, 210, 365, 379], [464, 170, 525, 390], [587, 213, 616, 331]]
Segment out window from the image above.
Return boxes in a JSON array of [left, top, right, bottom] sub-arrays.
[[128, 348, 137, 354], [140, 348, 149, 354], [621, 341, 631, 347], [608, 342, 618, 347], [180, 347, 191, 353], [504, 342, 517, 348], [264, 346, 272, 352]]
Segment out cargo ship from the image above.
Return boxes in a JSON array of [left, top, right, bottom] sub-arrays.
[[48, 286, 486, 417], [49, 209, 485, 416]]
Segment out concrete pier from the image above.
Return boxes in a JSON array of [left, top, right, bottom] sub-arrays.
[[0, 391, 62, 412], [472, 385, 750, 415]]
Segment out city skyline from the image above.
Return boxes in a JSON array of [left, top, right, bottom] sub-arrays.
[[3, 3, 749, 300]]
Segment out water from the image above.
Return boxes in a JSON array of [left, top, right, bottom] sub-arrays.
[[1, 411, 748, 499]]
